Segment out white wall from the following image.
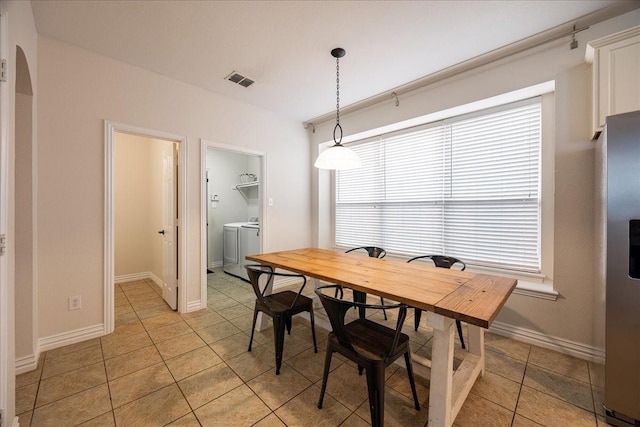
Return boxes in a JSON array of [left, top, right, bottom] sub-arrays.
[[114, 133, 171, 279], [14, 85, 33, 359], [247, 155, 261, 220], [115, 133, 152, 276], [310, 10, 640, 354], [36, 35, 311, 340]]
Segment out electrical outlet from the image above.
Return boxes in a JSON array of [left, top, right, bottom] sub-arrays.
[[68, 295, 82, 311]]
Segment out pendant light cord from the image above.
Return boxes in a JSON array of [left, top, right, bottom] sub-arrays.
[[334, 54, 343, 144]]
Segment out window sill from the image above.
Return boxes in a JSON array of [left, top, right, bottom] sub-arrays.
[[512, 280, 558, 301], [339, 249, 559, 302], [465, 265, 558, 301]]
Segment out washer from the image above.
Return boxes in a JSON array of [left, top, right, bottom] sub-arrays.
[[223, 222, 260, 280]]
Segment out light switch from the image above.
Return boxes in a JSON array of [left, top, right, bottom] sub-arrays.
[[268, 198, 274, 207]]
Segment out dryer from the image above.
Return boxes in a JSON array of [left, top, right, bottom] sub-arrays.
[[223, 222, 259, 280]]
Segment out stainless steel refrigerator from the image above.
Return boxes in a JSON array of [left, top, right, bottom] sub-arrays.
[[595, 111, 640, 427]]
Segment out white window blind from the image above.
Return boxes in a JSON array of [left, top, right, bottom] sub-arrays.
[[335, 98, 541, 272]]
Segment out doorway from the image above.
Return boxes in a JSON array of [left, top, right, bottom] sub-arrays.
[[14, 45, 36, 371], [200, 140, 266, 306], [105, 122, 187, 334], [114, 133, 178, 309]]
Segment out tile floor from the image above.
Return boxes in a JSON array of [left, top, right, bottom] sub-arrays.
[[16, 268, 611, 426]]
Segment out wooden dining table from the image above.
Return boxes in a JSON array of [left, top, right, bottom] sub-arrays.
[[246, 248, 517, 427]]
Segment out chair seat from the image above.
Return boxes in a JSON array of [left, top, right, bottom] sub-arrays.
[[331, 318, 411, 362], [315, 284, 420, 426], [246, 265, 318, 375], [260, 291, 312, 314]]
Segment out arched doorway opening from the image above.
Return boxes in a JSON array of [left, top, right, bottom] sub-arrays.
[[15, 45, 37, 372]]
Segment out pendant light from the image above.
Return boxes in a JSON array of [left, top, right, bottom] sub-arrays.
[[314, 48, 362, 170]]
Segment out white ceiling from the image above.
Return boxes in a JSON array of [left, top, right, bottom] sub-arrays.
[[30, 0, 634, 123]]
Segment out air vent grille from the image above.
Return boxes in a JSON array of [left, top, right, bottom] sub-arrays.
[[238, 78, 254, 88], [225, 71, 255, 88]]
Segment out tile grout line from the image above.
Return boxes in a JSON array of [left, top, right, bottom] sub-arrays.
[[116, 282, 189, 425], [98, 335, 117, 427], [136, 284, 206, 426], [510, 343, 531, 426], [588, 361, 601, 425], [207, 274, 334, 426]]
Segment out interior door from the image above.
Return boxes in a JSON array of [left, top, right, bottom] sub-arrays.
[[160, 143, 178, 310]]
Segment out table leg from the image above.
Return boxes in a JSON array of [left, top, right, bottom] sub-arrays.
[[353, 290, 367, 319], [467, 324, 485, 376], [426, 312, 455, 427]]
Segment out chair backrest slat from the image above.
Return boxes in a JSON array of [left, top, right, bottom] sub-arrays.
[[345, 246, 387, 259], [246, 265, 273, 304], [319, 294, 355, 352], [388, 306, 407, 361], [315, 285, 407, 358], [246, 264, 307, 310], [406, 254, 465, 270]]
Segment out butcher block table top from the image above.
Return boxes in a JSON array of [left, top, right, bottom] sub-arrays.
[[246, 247, 516, 329], [247, 247, 518, 426]]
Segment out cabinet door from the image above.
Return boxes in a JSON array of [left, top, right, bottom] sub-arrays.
[[598, 35, 640, 126], [592, 30, 640, 134]]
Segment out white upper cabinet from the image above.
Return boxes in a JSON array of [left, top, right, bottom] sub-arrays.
[[586, 26, 640, 139]]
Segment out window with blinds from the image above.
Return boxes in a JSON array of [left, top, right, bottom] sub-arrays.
[[335, 97, 542, 273]]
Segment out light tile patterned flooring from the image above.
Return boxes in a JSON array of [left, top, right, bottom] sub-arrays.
[[16, 268, 611, 426]]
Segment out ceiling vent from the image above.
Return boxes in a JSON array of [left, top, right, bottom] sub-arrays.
[[225, 71, 254, 88]]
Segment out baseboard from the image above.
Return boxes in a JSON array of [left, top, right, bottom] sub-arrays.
[[13, 416, 20, 427], [114, 272, 149, 284], [186, 300, 205, 312], [272, 276, 304, 290], [116, 271, 162, 287], [489, 321, 605, 364], [15, 352, 39, 375], [209, 261, 223, 268], [38, 323, 105, 353], [147, 271, 162, 287]]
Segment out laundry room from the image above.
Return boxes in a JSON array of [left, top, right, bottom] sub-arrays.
[[205, 147, 261, 281]]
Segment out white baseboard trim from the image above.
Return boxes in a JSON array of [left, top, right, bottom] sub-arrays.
[[489, 321, 605, 364], [38, 323, 105, 353], [15, 352, 39, 375], [115, 271, 162, 287], [272, 276, 305, 290], [114, 272, 149, 284], [186, 300, 206, 312], [147, 271, 162, 287], [208, 261, 223, 269]]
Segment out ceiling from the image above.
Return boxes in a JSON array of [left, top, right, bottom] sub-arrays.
[[30, 0, 636, 123]]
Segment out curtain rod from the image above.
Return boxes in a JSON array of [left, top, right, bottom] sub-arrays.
[[303, 2, 638, 130]]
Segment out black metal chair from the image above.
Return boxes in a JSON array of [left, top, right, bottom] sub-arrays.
[[407, 255, 467, 349], [345, 246, 387, 259], [246, 264, 318, 375], [315, 284, 420, 427], [344, 246, 388, 320]]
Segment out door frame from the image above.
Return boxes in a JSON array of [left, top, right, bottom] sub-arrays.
[[105, 121, 188, 333], [199, 139, 266, 308], [0, 4, 11, 422]]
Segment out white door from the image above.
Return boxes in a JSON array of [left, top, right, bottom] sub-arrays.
[[160, 144, 178, 310]]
